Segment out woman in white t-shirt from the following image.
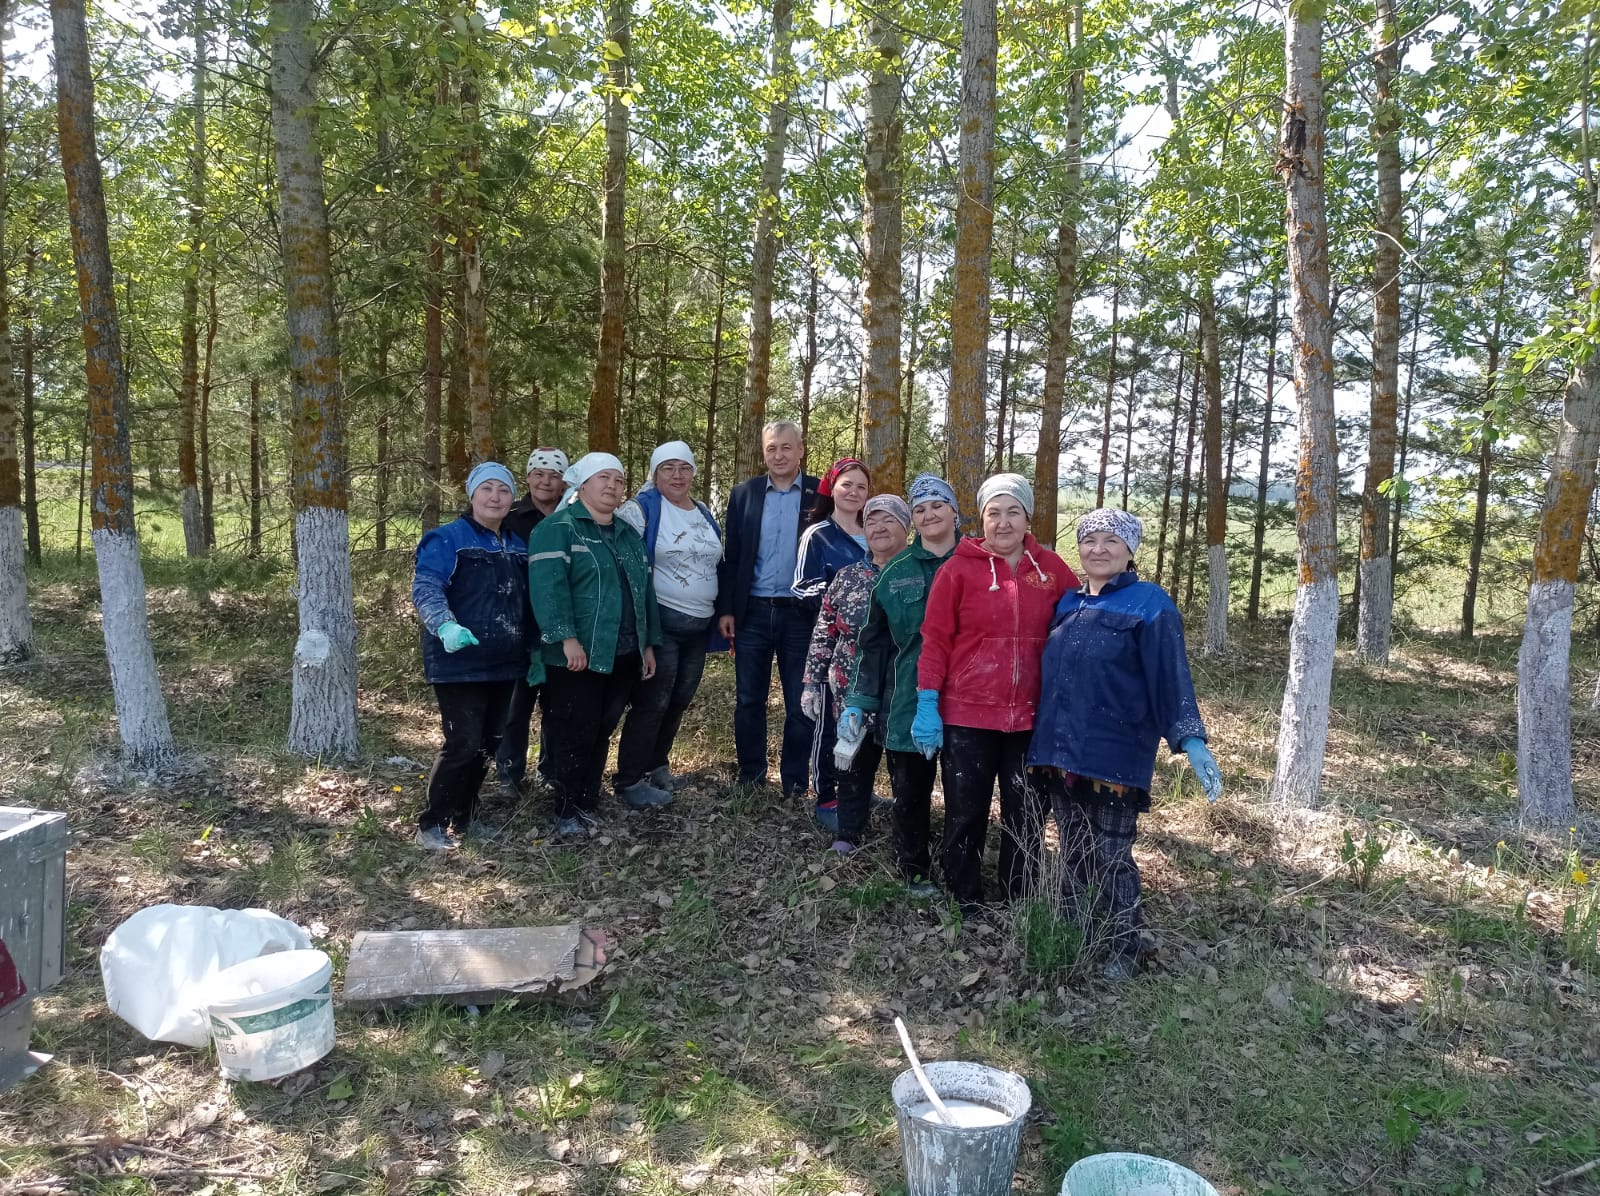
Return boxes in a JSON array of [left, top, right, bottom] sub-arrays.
[[614, 441, 725, 807]]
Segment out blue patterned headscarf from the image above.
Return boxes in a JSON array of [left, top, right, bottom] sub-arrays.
[[907, 472, 960, 531], [1076, 507, 1143, 556]]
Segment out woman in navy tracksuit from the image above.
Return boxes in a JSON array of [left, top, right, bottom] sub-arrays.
[[791, 457, 870, 820], [411, 462, 532, 850]]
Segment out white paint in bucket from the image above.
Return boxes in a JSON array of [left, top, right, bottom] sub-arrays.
[[907, 1098, 1012, 1127], [1062, 1152, 1220, 1196], [892, 1061, 1031, 1196], [206, 948, 334, 1081]]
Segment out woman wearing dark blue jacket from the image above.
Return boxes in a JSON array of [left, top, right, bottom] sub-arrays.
[[1028, 508, 1222, 980], [411, 462, 532, 851]]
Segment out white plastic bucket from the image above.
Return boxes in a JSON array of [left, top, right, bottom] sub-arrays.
[[892, 1062, 1032, 1196], [1063, 1152, 1220, 1196], [206, 948, 334, 1081]]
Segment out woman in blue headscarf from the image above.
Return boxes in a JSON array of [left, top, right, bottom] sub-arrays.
[[1028, 508, 1222, 980]]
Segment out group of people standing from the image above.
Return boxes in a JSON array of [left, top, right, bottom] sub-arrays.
[[410, 421, 1223, 979]]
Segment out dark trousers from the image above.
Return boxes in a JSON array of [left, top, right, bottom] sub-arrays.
[[422, 680, 518, 832], [887, 749, 939, 882], [496, 676, 546, 786], [1040, 771, 1145, 960], [807, 690, 843, 806], [542, 655, 639, 818], [732, 597, 814, 793], [616, 606, 711, 788], [939, 725, 1045, 905], [834, 732, 881, 845]]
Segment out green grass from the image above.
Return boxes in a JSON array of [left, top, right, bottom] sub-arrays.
[[4, 479, 1600, 1194]]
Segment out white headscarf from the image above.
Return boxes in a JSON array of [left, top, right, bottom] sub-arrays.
[[561, 452, 626, 506], [649, 441, 696, 479]]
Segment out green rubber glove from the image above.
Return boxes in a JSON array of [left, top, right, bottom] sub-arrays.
[[438, 621, 480, 653]]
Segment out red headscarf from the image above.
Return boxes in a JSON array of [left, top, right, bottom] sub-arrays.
[[818, 457, 868, 497]]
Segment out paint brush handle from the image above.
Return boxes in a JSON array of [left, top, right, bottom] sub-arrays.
[[894, 1016, 953, 1126]]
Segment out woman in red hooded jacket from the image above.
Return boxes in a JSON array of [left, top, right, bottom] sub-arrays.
[[914, 473, 1076, 910]]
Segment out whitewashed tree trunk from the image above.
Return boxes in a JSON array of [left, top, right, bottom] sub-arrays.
[[53, 0, 176, 769], [1516, 204, 1600, 828], [0, 508, 30, 663], [94, 531, 175, 766], [1270, 0, 1339, 808], [288, 507, 358, 757], [1205, 543, 1228, 655]]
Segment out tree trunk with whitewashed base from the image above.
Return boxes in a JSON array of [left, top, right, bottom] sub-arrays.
[[53, 0, 176, 767], [272, 0, 358, 759], [735, 0, 793, 481], [1198, 281, 1228, 656], [0, 4, 32, 664], [1357, 0, 1402, 665], [1516, 205, 1600, 828], [1270, 0, 1339, 809], [946, 0, 998, 514]]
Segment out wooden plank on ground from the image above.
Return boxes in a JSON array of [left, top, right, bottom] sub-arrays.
[[342, 925, 607, 1008]]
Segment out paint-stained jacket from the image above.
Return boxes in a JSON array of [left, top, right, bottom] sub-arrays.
[[803, 558, 882, 702], [792, 517, 866, 612], [916, 534, 1076, 733], [412, 516, 531, 685], [1028, 570, 1208, 790], [845, 538, 955, 751], [529, 500, 662, 676]]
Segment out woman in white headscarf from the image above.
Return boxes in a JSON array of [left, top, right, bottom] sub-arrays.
[[529, 453, 660, 838], [613, 441, 725, 807]]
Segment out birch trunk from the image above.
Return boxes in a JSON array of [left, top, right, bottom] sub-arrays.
[[177, 0, 207, 557], [861, 8, 904, 495], [587, 0, 629, 454], [1516, 204, 1600, 828], [0, 5, 31, 663], [1357, 0, 1402, 665], [272, 0, 358, 759], [1270, 2, 1339, 809], [945, 0, 997, 514], [736, 0, 793, 481], [53, 0, 176, 767]]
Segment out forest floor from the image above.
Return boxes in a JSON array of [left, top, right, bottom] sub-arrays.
[[3, 546, 1600, 1196]]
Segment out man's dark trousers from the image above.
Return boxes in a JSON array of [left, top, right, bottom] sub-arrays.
[[733, 595, 814, 795]]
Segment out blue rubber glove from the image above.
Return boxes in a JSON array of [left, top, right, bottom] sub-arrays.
[[837, 705, 868, 745], [911, 690, 943, 759], [437, 621, 480, 653], [1180, 737, 1222, 802]]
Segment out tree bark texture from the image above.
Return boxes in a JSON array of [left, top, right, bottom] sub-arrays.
[[587, 0, 629, 454], [22, 248, 40, 564], [271, 0, 358, 758], [1248, 283, 1280, 621], [1461, 333, 1500, 639], [200, 277, 217, 546], [1357, 0, 1402, 665], [1516, 205, 1600, 828], [1198, 281, 1228, 655], [945, 0, 997, 515], [861, 9, 904, 495], [1270, 4, 1339, 809], [249, 376, 262, 557], [422, 127, 445, 531], [735, 0, 793, 481], [704, 267, 724, 503], [1096, 257, 1121, 509], [178, 0, 207, 558], [462, 71, 494, 464], [53, 0, 176, 767]]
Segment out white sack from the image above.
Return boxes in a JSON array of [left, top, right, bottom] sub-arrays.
[[100, 904, 311, 1047]]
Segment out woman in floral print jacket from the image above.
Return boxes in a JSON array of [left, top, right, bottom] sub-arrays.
[[801, 495, 912, 842]]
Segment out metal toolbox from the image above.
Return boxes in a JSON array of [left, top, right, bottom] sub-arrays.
[[0, 806, 69, 1091]]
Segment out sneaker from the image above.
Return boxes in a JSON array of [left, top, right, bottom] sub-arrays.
[[555, 816, 590, 839], [460, 820, 501, 842], [416, 827, 458, 852], [829, 839, 855, 855], [1101, 955, 1140, 983], [813, 801, 839, 833], [905, 879, 940, 899], [618, 779, 674, 810], [498, 776, 523, 801], [648, 765, 680, 792]]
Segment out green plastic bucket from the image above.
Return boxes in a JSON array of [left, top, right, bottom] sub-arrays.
[[1062, 1152, 1219, 1196]]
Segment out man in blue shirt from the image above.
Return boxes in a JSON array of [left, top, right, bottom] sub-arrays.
[[717, 421, 820, 796]]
